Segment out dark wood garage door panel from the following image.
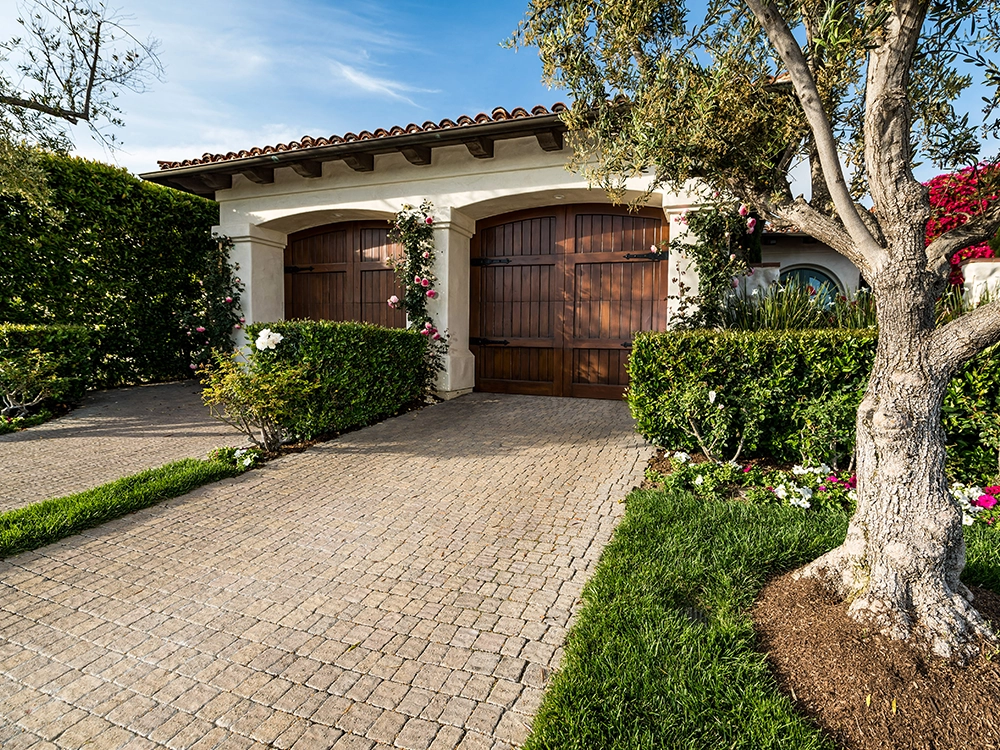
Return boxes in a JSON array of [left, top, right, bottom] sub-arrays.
[[360, 269, 406, 328], [285, 271, 346, 322], [479, 265, 556, 339], [481, 217, 556, 257], [573, 262, 657, 340], [574, 214, 661, 254]]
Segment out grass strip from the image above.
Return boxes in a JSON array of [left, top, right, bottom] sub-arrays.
[[0, 458, 240, 558], [525, 489, 1000, 749]]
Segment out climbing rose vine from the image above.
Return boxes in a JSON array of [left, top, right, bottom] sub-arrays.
[[924, 165, 999, 284], [387, 201, 447, 369]]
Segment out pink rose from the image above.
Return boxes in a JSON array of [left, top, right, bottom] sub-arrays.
[[425, 216, 433, 224], [426, 289, 437, 298], [738, 204, 749, 217], [234, 324, 241, 330], [421, 278, 430, 287], [424, 321, 433, 329], [414, 275, 421, 284], [432, 333, 442, 341], [225, 297, 233, 303], [419, 329, 430, 335], [746, 217, 757, 233], [189, 364, 197, 370], [239, 317, 246, 322], [196, 326, 206, 333], [422, 252, 430, 259]]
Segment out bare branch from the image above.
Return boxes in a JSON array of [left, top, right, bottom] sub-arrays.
[[0, 93, 82, 122], [926, 299, 1000, 374], [744, 0, 885, 263]]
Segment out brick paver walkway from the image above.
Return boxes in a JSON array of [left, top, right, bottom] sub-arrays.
[[0, 382, 237, 512], [0, 394, 652, 749]]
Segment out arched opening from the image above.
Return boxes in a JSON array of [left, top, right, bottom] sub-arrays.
[[779, 265, 843, 305]]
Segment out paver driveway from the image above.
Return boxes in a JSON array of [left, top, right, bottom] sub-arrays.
[[0, 393, 652, 749], [0, 382, 235, 512]]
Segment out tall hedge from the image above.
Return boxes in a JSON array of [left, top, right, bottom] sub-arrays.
[[245, 320, 429, 438], [627, 330, 1000, 481], [0, 151, 235, 387]]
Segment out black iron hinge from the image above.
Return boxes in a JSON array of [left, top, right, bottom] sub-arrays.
[[470, 337, 510, 346], [284, 265, 314, 273], [470, 257, 512, 267], [623, 252, 666, 261]]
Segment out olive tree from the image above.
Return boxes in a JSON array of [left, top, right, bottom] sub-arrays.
[[514, 0, 1000, 659], [0, 0, 160, 204]]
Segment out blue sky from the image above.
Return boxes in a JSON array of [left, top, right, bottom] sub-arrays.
[[1, 0, 996, 180], [1, 0, 557, 175]]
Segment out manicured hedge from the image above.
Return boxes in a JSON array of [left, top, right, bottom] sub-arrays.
[[0, 323, 94, 405], [0, 151, 236, 387], [627, 330, 1000, 481], [245, 320, 429, 438]]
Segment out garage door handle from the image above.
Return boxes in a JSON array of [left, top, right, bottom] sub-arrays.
[[470, 337, 510, 346], [624, 252, 665, 261], [622, 341, 633, 349]]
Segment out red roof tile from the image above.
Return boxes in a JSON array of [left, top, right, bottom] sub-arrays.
[[157, 103, 568, 170]]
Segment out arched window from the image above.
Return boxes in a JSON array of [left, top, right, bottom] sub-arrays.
[[779, 266, 842, 305]]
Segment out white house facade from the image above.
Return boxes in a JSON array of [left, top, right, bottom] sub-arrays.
[[141, 104, 863, 399]]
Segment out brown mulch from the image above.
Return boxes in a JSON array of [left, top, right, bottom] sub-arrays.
[[753, 573, 1000, 750]]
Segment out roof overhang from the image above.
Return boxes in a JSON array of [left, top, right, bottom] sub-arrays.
[[140, 112, 569, 198]]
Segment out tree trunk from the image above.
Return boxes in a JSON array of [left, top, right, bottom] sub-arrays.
[[796, 273, 997, 661]]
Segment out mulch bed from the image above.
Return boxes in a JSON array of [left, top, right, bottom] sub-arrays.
[[753, 573, 1000, 750]]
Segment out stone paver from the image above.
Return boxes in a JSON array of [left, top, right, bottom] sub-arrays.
[[0, 393, 652, 748], [0, 382, 237, 511]]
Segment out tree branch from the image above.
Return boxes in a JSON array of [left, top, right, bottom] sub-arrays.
[[925, 199, 1000, 278], [744, 0, 885, 263], [926, 299, 1000, 374], [0, 94, 84, 123]]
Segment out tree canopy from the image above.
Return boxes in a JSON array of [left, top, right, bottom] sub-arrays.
[[0, 0, 160, 205]]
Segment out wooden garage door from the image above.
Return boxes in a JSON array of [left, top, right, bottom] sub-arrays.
[[470, 205, 667, 399], [284, 221, 406, 327]]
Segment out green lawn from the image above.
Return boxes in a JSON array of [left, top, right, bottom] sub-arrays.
[[524, 488, 1000, 749], [0, 458, 240, 558]]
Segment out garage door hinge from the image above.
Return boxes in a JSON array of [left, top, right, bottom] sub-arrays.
[[470, 337, 510, 346], [624, 252, 665, 261], [470, 258, 512, 266], [284, 265, 314, 273]]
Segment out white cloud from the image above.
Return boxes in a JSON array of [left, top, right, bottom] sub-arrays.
[[331, 62, 438, 107]]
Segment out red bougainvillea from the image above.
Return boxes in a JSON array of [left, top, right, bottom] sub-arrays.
[[924, 165, 998, 284]]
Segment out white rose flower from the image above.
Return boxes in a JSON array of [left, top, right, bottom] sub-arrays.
[[255, 328, 284, 350]]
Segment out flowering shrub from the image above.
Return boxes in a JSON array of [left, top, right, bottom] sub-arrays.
[[254, 328, 284, 351], [650, 453, 1000, 529], [181, 235, 245, 370], [924, 165, 999, 284], [207, 445, 265, 472]]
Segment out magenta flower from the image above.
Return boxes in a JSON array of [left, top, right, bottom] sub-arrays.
[[738, 204, 749, 217], [234, 324, 241, 329], [975, 494, 998, 509], [422, 251, 430, 259], [426, 289, 437, 298], [239, 317, 246, 322], [425, 216, 434, 224], [424, 321, 433, 329], [743, 465, 751, 473], [985, 485, 1000, 495], [414, 275, 421, 284], [746, 217, 757, 233], [225, 296, 233, 303], [196, 326, 206, 333], [421, 278, 430, 287], [419, 328, 430, 335], [432, 333, 442, 341], [189, 363, 197, 370]]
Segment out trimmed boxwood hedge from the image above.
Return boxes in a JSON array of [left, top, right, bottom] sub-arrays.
[[627, 329, 1000, 481], [0, 323, 94, 405], [245, 320, 429, 438]]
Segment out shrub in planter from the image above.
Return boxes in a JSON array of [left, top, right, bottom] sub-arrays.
[[203, 321, 429, 448]]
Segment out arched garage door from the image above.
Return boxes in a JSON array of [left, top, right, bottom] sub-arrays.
[[284, 221, 406, 327], [470, 205, 668, 399]]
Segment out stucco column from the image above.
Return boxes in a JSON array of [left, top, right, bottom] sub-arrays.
[[664, 209, 700, 326], [428, 207, 476, 399], [219, 223, 287, 326]]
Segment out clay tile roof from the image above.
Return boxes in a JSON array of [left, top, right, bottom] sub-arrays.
[[156, 103, 569, 170]]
